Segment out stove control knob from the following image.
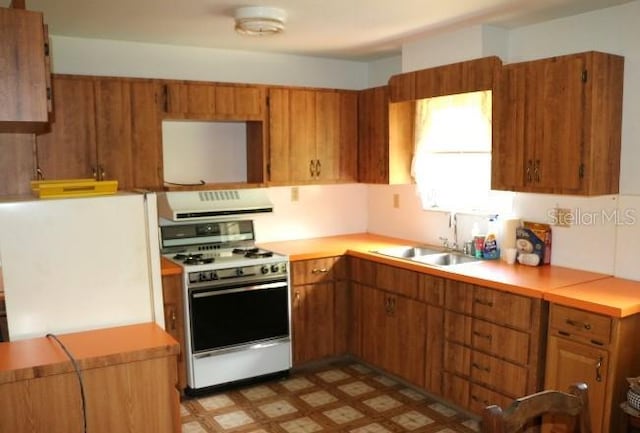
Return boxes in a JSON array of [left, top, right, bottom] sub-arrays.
[[261, 266, 269, 274], [236, 268, 244, 277], [199, 272, 209, 282], [211, 272, 218, 280], [271, 264, 280, 273]]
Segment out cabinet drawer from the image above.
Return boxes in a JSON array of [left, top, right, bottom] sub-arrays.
[[473, 286, 532, 330], [469, 383, 514, 415], [444, 280, 473, 314], [470, 351, 527, 398], [472, 319, 530, 365], [291, 257, 340, 285], [549, 304, 611, 346], [350, 257, 376, 286], [376, 264, 418, 298], [444, 342, 471, 376], [419, 274, 445, 306], [443, 372, 470, 409], [444, 311, 472, 345]]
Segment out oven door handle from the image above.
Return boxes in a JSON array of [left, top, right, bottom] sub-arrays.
[[193, 337, 290, 359], [192, 281, 288, 298]]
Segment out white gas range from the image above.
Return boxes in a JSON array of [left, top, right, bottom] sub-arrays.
[[158, 190, 291, 395]]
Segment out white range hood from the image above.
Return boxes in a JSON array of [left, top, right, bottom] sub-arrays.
[[158, 189, 273, 222]]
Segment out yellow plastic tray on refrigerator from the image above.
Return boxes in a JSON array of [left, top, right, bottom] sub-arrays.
[[31, 179, 118, 199]]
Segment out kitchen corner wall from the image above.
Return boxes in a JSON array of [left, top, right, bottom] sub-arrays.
[[366, 1, 640, 280]]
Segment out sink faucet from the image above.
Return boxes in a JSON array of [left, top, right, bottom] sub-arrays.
[[438, 236, 457, 251]]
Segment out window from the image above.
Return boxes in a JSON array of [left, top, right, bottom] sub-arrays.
[[411, 90, 512, 213]]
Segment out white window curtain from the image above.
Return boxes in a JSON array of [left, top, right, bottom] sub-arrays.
[[411, 91, 500, 211]]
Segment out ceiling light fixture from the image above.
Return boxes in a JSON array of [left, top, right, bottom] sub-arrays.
[[234, 6, 287, 36]]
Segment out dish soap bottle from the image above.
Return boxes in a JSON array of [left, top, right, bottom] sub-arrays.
[[483, 216, 500, 260]]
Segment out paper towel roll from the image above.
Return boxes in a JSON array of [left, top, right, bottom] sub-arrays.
[[500, 217, 521, 251]]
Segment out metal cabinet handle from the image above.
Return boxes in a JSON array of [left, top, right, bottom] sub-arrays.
[[309, 160, 315, 178], [36, 167, 45, 180], [311, 268, 328, 274], [91, 166, 98, 179], [473, 331, 492, 342], [170, 309, 177, 331], [472, 362, 491, 373], [526, 160, 533, 182], [294, 290, 301, 305], [473, 298, 494, 307], [534, 159, 541, 183], [471, 394, 490, 405], [99, 165, 106, 180], [595, 356, 603, 382], [315, 159, 321, 178], [566, 319, 591, 330]]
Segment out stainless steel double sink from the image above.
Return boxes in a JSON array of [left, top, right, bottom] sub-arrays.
[[371, 245, 481, 267]]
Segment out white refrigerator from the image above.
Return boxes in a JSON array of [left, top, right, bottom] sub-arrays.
[[0, 192, 164, 341]]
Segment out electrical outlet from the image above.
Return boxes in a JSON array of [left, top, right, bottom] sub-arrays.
[[553, 207, 572, 227], [393, 193, 400, 209], [291, 187, 299, 202]]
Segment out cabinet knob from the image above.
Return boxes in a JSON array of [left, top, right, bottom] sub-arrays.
[[311, 268, 328, 274]]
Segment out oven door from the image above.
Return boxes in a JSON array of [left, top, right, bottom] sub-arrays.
[[189, 278, 290, 353]]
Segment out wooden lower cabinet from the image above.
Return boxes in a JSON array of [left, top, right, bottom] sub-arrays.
[[543, 304, 640, 433], [0, 325, 180, 433], [443, 280, 546, 415], [161, 273, 187, 392], [290, 257, 347, 365], [291, 281, 336, 364]]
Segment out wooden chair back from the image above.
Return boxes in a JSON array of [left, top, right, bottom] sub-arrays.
[[481, 382, 592, 433]]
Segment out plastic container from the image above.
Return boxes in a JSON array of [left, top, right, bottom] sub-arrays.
[[483, 217, 500, 260]]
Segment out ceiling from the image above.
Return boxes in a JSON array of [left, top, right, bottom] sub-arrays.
[[3, 0, 633, 60]]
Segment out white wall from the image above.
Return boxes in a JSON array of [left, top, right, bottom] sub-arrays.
[[367, 55, 402, 87], [254, 184, 368, 243], [402, 25, 508, 72], [50, 35, 369, 90]]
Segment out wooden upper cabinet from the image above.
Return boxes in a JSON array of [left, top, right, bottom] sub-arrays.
[[492, 51, 623, 195], [36, 75, 98, 180], [388, 71, 416, 103], [164, 82, 266, 120], [0, 7, 51, 132], [95, 78, 164, 190], [358, 86, 389, 184], [388, 56, 501, 103], [268, 87, 358, 184], [36, 75, 164, 191]]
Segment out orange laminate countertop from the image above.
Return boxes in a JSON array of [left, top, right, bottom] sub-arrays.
[[259, 233, 623, 308], [545, 277, 640, 318], [161, 257, 182, 276], [0, 323, 179, 385]]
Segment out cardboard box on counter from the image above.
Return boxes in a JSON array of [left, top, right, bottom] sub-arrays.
[[516, 222, 552, 266]]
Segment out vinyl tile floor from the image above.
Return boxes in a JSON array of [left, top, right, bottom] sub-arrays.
[[180, 360, 481, 433]]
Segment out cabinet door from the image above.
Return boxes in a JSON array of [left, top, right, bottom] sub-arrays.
[[95, 78, 164, 191], [534, 56, 585, 192], [291, 282, 335, 365], [161, 274, 186, 392], [165, 82, 216, 116], [94, 78, 133, 186], [314, 91, 340, 182], [0, 133, 35, 195], [268, 88, 316, 183], [129, 81, 164, 190], [0, 8, 50, 127], [214, 85, 264, 118], [544, 336, 608, 433], [389, 296, 426, 387], [337, 91, 358, 182], [491, 63, 526, 191], [358, 86, 389, 184], [289, 89, 317, 182], [36, 76, 97, 180], [425, 305, 444, 394], [361, 287, 387, 367]]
